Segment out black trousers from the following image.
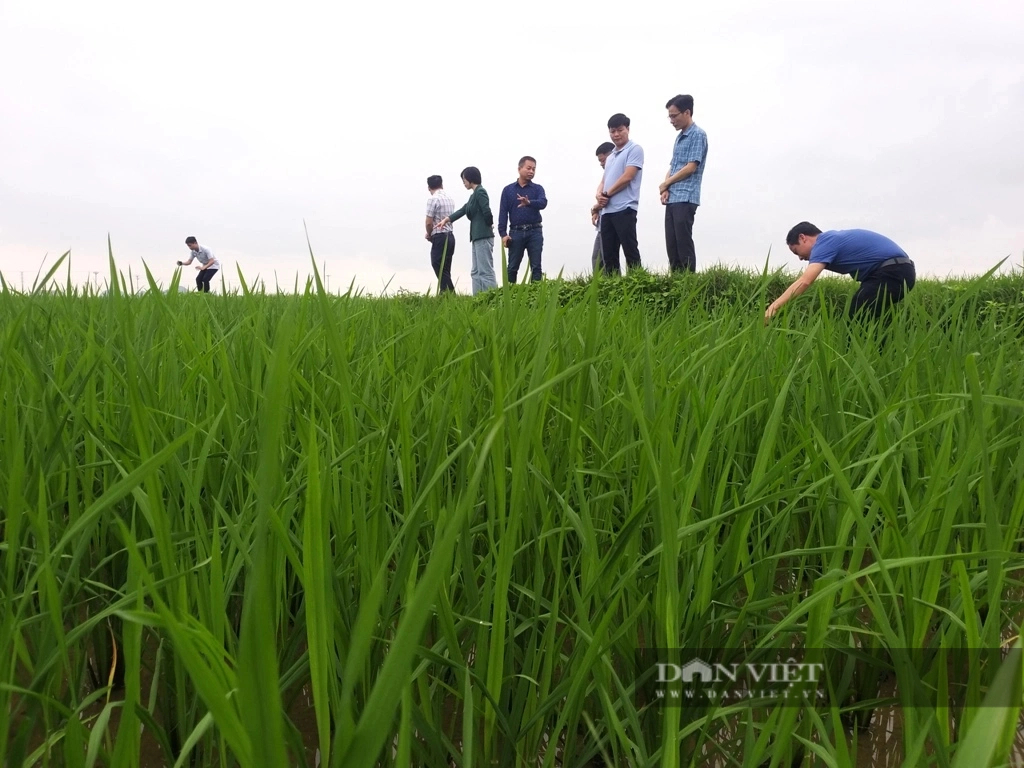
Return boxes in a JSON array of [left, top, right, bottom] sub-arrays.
[[665, 202, 697, 272], [600, 208, 641, 275], [196, 268, 218, 292], [850, 262, 916, 318], [430, 233, 455, 293]]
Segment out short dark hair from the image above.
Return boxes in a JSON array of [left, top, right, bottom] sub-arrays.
[[665, 94, 694, 115], [185, 236, 198, 245], [607, 113, 630, 129], [427, 175, 442, 190], [518, 156, 536, 168], [596, 142, 615, 156], [786, 222, 822, 245], [461, 166, 482, 185]]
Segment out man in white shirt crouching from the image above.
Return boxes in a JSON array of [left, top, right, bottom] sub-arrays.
[[178, 236, 221, 293]]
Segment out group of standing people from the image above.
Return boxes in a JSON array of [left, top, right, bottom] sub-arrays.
[[172, 93, 915, 320], [426, 93, 711, 294], [588, 95, 709, 275], [588, 95, 916, 319], [424, 158, 548, 295], [427, 90, 916, 320], [173, 87, 917, 322]]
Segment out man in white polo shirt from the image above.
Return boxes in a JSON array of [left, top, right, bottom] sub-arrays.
[[595, 113, 644, 275], [178, 236, 221, 293]]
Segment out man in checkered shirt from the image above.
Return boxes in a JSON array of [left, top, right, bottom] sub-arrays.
[[425, 175, 456, 293], [659, 94, 708, 273]]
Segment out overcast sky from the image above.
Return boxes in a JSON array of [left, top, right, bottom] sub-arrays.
[[2, 0, 1022, 294]]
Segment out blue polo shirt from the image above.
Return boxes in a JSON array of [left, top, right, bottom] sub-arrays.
[[809, 229, 910, 281], [667, 122, 708, 205], [601, 140, 644, 214]]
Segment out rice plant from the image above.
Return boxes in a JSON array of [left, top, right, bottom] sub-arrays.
[[1, 256, 1023, 767]]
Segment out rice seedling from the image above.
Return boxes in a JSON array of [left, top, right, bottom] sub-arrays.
[[1, 257, 1023, 767]]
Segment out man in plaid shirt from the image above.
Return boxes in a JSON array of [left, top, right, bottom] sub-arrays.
[[425, 175, 456, 293], [659, 94, 708, 273]]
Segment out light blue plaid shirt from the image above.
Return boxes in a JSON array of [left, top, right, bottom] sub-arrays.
[[667, 122, 708, 205]]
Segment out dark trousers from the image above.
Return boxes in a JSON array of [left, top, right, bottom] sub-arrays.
[[196, 268, 218, 292], [507, 228, 543, 283], [430, 232, 456, 293], [600, 208, 641, 275], [850, 262, 916, 318], [665, 202, 697, 272]]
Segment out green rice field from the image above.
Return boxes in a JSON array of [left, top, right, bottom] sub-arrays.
[[2, 257, 1024, 767]]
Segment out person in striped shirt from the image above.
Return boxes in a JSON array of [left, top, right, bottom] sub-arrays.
[[659, 94, 708, 273], [425, 175, 456, 293]]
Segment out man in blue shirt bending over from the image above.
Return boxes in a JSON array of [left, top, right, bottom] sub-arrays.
[[765, 222, 916, 322], [499, 156, 547, 284]]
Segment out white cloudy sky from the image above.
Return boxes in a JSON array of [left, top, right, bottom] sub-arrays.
[[2, 0, 1022, 294]]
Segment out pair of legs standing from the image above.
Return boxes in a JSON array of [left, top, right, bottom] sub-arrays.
[[665, 202, 697, 273], [591, 229, 603, 274], [600, 209, 641, 274], [507, 227, 543, 284], [600, 203, 699, 274], [470, 237, 497, 294], [430, 232, 456, 293], [430, 232, 497, 294]]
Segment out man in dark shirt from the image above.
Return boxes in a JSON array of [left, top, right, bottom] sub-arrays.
[[498, 156, 548, 284]]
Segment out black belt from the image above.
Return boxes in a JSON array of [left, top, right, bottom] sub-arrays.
[[879, 256, 912, 268], [510, 224, 542, 231]]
